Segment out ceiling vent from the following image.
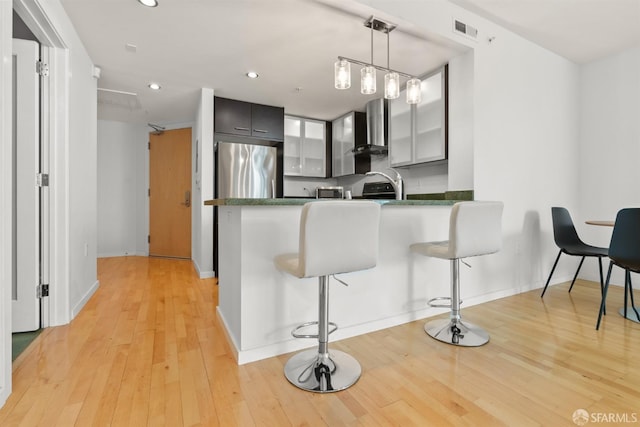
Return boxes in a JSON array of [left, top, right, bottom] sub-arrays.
[[97, 88, 142, 110], [453, 19, 478, 41]]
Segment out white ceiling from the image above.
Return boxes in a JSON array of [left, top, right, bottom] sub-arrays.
[[57, 0, 640, 126], [450, 0, 640, 64]]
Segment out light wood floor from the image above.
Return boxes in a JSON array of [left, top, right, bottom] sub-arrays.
[[1, 257, 639, 426]]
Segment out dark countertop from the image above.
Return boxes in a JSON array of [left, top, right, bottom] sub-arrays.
[[204, 198, 459, 206]]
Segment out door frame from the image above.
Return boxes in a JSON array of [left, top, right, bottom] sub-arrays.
[[13, 0, 71, 329], [1, 0, 72, 407]]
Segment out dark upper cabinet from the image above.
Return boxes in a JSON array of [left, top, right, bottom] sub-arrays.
[[251, 103, 284, 141], [214, 97, 284, 141], [214, 97, 251, 137]]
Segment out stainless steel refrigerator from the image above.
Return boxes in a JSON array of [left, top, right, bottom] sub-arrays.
[[214, 140, 279, 273], [216, 141, 278, 198]]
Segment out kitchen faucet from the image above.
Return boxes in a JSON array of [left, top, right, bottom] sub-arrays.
[[365, 169, 404, 200]]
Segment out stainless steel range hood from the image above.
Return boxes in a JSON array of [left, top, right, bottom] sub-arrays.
[[353, 98, 388, 156]]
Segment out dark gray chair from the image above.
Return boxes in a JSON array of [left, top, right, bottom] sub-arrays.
[[540, 207, 608, 298], [596, 208, 640, 330]]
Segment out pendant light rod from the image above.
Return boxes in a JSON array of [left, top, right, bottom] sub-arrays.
[[337, 56, 414, 79], [370, 20, 374, 64], [387, 31, 390, 69]]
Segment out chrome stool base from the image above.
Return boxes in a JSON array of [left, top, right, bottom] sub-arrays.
[[424, 318, 489, 347], [284, 349, 361, 393]]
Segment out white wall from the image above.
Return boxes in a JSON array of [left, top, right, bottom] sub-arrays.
[[192, 88, 215, 278], [448, 49, 474, 191], [97, 111, 214, 276], [578, 47, 640, 285], [97, 120, 148, 257], [96, 120, 204, 263], [0, 0, 14, 407], [41, 1, 100, 320], [358, 0, 582, 295]]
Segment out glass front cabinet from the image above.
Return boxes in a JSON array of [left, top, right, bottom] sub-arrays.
[[331, 112, 356, 177], [284, 116, 327, 177], [390, 65, 448, 167]]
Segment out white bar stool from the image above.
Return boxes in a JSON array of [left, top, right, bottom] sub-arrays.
[[410, 201, 503, 347], [274, 200, 380, 393]]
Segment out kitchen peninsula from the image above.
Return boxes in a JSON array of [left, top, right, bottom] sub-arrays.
[[206, 198, 470, 364]]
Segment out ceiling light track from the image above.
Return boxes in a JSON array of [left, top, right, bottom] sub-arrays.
[[336, 56, 413, 79]]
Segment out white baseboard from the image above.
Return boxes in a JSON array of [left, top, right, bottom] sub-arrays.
[[71, 279, 99, 319], [192, 258, 215, 279], [97, 251, 146, 258], [216, 307, 240, 361], [199, 271, 216, 279], [220, 286, 530, 366]]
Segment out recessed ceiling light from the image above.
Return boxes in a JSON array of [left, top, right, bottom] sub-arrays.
[[246, 71, 259, 79], [138, 0, 158, 7], [148, 82, 161, 90]]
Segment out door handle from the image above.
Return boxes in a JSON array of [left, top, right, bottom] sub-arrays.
[[182, 191, 191, 207]]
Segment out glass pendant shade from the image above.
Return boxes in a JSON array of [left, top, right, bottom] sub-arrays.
[[334, 59, 351, 90], [406, 78, 422, 104], [384, 72, 400, 99], [360, 66, 376, 95]]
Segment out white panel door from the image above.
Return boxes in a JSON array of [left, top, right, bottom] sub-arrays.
[[12, 39, 40, 333]]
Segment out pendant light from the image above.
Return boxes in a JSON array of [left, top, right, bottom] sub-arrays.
[[384, 30, 399, 99], [360, 23, 376, 95], [334, 59, 351, 89], [406, 78, 422, 105], [361, 66, 376, 95], [336, 16, 422, 105]]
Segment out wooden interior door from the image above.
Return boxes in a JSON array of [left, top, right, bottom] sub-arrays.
[[149, 128, 192, 258]]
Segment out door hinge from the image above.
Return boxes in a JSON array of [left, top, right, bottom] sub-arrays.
[[36, 60, 49, 77], [37, 173, 49, 187], [38, 284, 49, 298], [148, 188, 150, 197], [148, 235, 150, 243], [148, 141, 151, 150]]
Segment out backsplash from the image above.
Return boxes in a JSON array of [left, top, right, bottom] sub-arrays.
[[284, 155, 454, 198]]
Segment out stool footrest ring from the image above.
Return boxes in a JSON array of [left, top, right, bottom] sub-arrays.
[[291, 321, 338, 339], [427, 296, 463, 308]]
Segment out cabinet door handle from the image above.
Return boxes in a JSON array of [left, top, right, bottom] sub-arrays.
[[253, 129, 269, 133], [234, 126, 250, 131]]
